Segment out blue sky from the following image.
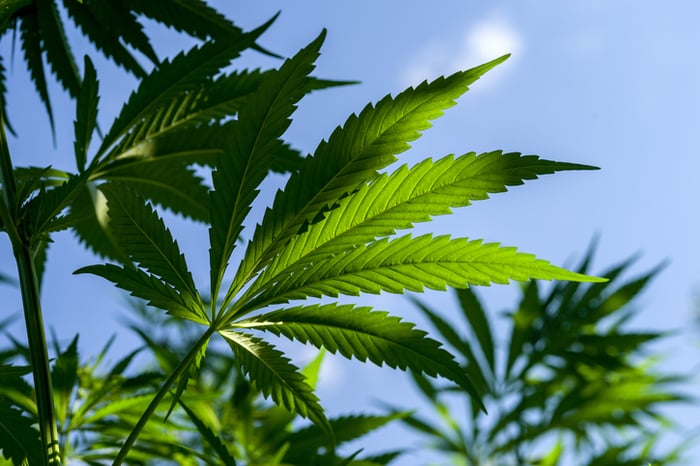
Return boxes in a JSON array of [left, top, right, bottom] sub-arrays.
[[2, 1, 700, 463]]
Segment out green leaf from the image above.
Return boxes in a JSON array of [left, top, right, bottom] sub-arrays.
[[456, 287, 496, 378], [0, 364, 31, 378], [249, 235, 604, 309], [411, 297, 490, 398], [101, 162, 211, 221], [70, 183, 127, 262], [179, 399, 237, 466], [253, 151, 593, 295], [74, 263, 207, 325], [20, 11, 55, 133], [237, 57, 509, 288], [0, 398, 42, 466], [62, 0, 150, 78], [22, 172, 88, 241], [97, 24, 268, 158], [236, 304, 483, 404], [505, 280, 541, 380], [0, 55, 12, 136], [131, 0, 246, 41], [74, 55, 100, 172], [99, 184, 200, 303], [52, 335, 79, 425], [283, 412, 408, 464], [36, 0, 80, 97], [0, 0, 30, 30], [301, 348, 325, 390], [109, 69, 267, 158], [210, 30, 325, 306], [219, 330, 330, 435]]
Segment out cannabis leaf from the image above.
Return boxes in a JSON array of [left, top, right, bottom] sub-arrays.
[[209, 29, 326, 310], [234, 56, 511, 290], [1, 0, 264, 133]]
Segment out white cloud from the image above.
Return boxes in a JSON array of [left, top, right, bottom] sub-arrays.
[[400, 15, 523, 89]]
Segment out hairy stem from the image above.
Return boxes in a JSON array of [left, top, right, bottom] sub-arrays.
[[112, 326, 216, 466], [0, 112, 61, 465]]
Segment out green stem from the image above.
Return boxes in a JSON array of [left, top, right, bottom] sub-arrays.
[[112, 326, 216, 466], [15, 243, 62, 465], [0, 112, 61, 465]]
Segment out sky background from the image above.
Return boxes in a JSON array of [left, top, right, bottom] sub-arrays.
[[2, 1, 700, 464]]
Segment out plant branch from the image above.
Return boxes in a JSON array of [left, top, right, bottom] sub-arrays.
[[112, 325, 216, 466]]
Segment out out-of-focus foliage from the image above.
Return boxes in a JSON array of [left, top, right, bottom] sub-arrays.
[[394, 243, 689, 465], [0, 305, 404, 465]]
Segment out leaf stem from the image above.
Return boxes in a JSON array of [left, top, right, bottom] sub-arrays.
[[0, 111, 61, 465], [112, 325, 216, 466]]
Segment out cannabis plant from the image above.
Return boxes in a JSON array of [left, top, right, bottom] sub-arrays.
[[394, 244, 687, 465], [0, 1, 603, 464]]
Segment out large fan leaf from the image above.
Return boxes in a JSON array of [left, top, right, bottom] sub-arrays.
[[236, 56, 508, 288], [252, 152, 596, 294], [98, 184, 201, 309], [220, 330, 330, 435], [209, 31, 325, 306], [236, 304, 482, 402], [74, 263, 207, 325], [96, 22, 269, 158], [248, 234, 603, 310]]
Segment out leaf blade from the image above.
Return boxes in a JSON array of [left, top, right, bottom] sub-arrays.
[[237, 304, 483, 404], [219, 330, 330, 435]]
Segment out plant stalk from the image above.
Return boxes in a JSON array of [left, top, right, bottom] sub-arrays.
[[15, 243, 62, 465], [112, 326, 215, 466], [0, 111, 61, 465]]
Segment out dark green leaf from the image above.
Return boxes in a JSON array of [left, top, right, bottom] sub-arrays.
[[74, 55, 100, 172], [36, 0, 80, 97], [0, 398, 42, 466], [52, 335, 79, 425], [179, 399, 237, 466]]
